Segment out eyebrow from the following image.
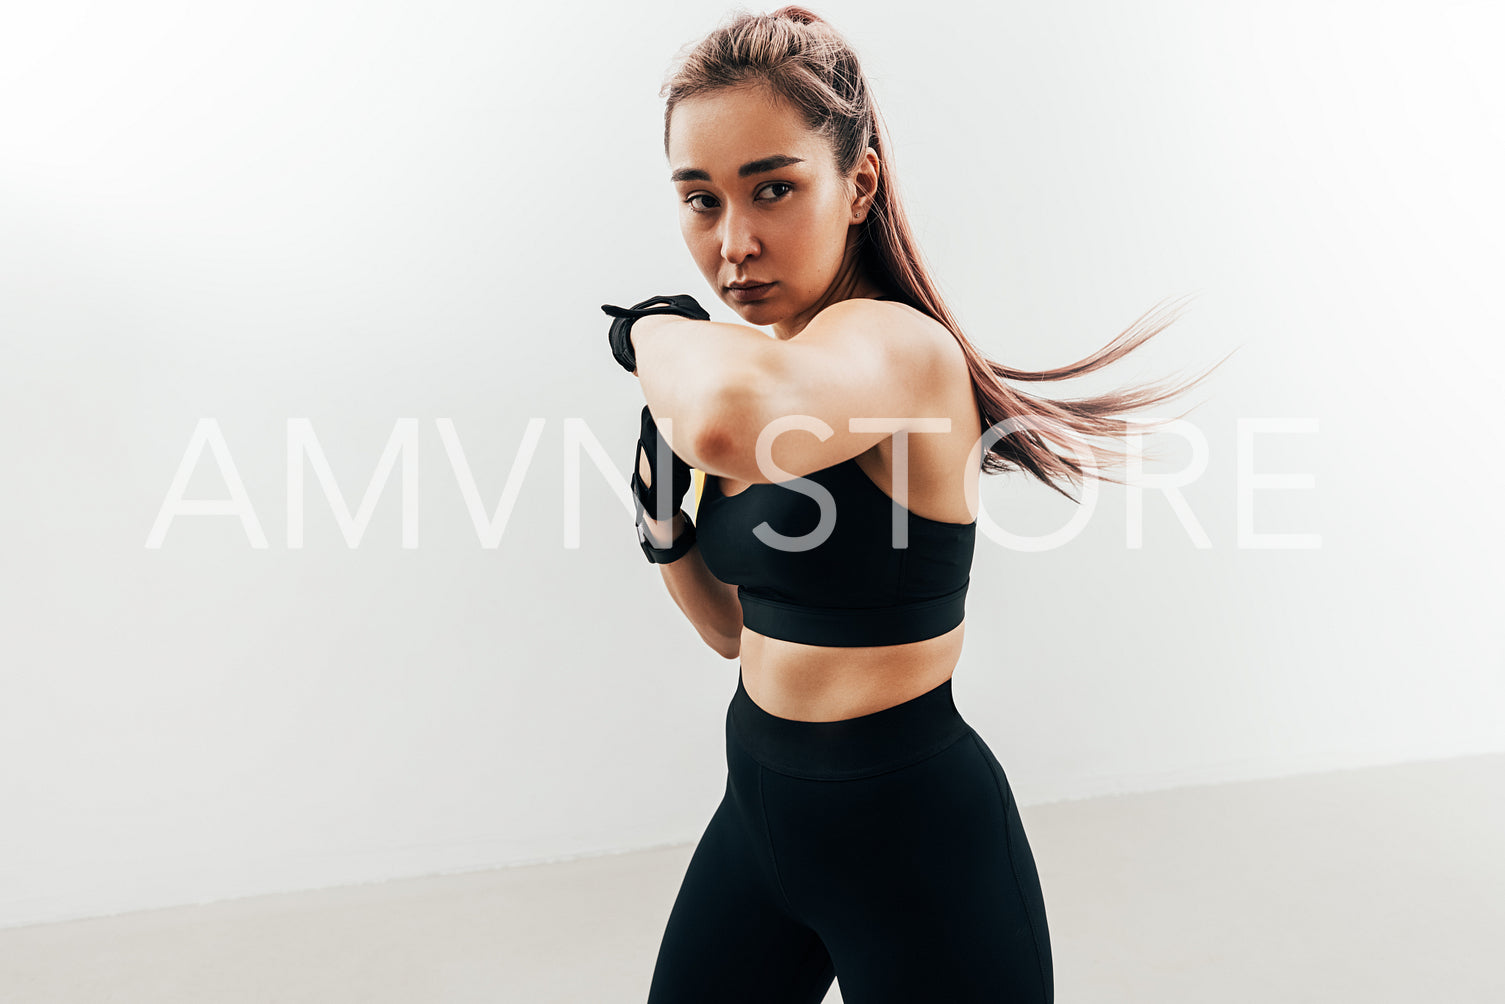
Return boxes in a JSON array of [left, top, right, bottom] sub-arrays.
[[670, 154, 806, 184]]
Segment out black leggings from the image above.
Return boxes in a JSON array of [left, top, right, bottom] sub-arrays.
[[646, 668, 1053, 1003]]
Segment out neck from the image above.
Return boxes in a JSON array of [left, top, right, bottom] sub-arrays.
[[772, 250, 885, 341]]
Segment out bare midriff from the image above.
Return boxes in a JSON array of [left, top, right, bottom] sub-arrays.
[[719, 409, 980, 723], [736, 620, 966, 722]]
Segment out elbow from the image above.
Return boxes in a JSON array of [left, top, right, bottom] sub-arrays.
[[703, 624, 741, 661], [693, 382, 761, 478], [702, 633, 737, 661], [692, 424, 737, 477]]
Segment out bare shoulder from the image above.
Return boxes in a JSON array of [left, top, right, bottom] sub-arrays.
[[865, 297, 969, 407], [868, 298, 981, 452], [798, 296, 957, 385], [709, 297, 962, 485]]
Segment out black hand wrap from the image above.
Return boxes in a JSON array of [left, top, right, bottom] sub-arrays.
[[632, 404, 698, 564], [601, 293, 711, 374]]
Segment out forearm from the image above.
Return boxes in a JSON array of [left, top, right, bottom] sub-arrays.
[[640, 509, 743, 658], [632, 314, 770, 469]]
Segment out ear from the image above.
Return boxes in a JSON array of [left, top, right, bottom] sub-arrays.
[[849, 148, 880, 223]]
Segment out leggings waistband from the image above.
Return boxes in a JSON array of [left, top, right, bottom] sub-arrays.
[[728, 666, 974, 780]]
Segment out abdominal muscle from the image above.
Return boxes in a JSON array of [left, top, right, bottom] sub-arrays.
[[736, 622, 965, 723]]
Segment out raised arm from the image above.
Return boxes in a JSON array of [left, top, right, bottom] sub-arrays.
[[632, 298, 949, 482], [629, 313, 773, 471], [694, 297, 952, 482]]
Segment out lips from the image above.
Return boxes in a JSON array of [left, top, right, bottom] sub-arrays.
[[726, 281, 775, 302]]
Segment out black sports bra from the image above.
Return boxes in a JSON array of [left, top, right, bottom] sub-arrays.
[[694, 454, 977, 647]]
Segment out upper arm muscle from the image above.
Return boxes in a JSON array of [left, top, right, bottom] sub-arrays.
[[701, 299, 952, 484]]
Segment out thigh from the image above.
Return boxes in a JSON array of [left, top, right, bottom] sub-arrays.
[[647, 786, 836, 1004], [764, 729, 1053, 1003]]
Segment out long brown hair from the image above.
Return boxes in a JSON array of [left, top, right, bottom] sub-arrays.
[[660, 5, 1235, 503]]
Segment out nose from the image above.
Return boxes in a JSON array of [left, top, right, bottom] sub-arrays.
[[719, 206, 759, 264]]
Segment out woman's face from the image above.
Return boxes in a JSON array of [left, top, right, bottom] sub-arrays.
[[667, 84, 880, 340]]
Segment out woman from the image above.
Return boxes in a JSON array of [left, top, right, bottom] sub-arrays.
[[603, 8, 1223, 1002]]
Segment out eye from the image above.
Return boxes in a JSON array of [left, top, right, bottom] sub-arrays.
[[682, 182, 794, 214]]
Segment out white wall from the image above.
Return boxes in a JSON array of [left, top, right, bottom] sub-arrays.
[[2, 0, 1500, 928]]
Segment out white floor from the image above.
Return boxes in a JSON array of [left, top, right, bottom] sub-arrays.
[[2, 753, 1501, 1003]]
